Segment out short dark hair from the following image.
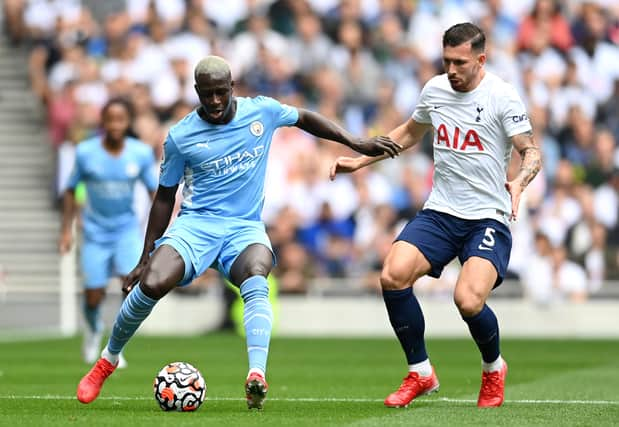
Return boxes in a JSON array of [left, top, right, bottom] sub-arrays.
[[101, 97, 134, 120], [443, 22, 485, 52], [101, 96, 137, 138]]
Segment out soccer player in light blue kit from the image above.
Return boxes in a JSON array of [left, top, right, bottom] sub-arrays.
[[76, 55, 402, 409], [59, 98, 158, 367]]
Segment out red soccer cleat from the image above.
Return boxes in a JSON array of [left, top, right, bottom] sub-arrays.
[[384, 368, 440, 408], [477, 360, 508, 407], [76, 357, 118, 404], [245, 372, 269, 410]]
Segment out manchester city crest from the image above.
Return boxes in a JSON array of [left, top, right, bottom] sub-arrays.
[[125, 162, 139, 177], [250, 121, 264, 136]]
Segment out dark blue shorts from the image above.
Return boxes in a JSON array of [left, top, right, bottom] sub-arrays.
[[395, 209, 512, 287]]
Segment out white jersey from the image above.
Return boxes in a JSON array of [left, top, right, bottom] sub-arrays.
[[412, 72, 531, 226]]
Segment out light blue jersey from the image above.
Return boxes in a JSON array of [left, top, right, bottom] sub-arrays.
[[66, 136, 158, 244], [160, 96, 299, 220], [156, 96, 299, 284]]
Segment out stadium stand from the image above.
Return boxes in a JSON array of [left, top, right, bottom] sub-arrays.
[[1, 0, 618, 316], [0, 28, 62, 330]]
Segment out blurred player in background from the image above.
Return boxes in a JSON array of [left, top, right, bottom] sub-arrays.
[[59, 97, 158, 367], [76, 55, 401, 409], [330, 23, 541, 408]]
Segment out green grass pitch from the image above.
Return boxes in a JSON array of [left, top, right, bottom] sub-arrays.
[[1, 334, 618, 426]]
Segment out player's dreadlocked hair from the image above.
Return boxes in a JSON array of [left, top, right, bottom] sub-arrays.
[[443, 23, 486, 52]]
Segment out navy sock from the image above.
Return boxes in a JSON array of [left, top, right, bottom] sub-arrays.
[[383, 288, 428, 364], [83, 301, 102, 333], [462, 304, 500, 363]]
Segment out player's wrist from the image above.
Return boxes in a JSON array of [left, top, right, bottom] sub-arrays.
[[345, 137, 360, 149], [354, 156, 371, 170]]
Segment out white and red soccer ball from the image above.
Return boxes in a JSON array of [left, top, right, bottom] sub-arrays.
[[153, 361, 206, 411]]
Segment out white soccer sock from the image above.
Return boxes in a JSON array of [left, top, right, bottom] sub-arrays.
[[247, 368, 265, 379], [101, 346, 119, 365], [482, 355, 503, 373], [408, 359, 433, 377]]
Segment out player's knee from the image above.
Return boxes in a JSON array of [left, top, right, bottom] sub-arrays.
[[85, 290, 105, 308], [139, 269, 172, 300], [230, 244, 273, 285], [233, 262, 271, 286], [380, 267, 410, 291], [454, 290, 485, 317], [245, 264, 271, 282]]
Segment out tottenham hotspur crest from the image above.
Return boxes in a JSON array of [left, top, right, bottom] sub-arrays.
[[475, 105, 484, 122], [250, 121, 264, 136]]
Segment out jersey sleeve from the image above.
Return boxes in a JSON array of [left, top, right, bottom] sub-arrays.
[[411, 83, 432, 124], [500, 86, 532, 137], [259, 96, 299, 127], [65, 148, 83, 190], [158, 133, 184, 187], [140, 147, 159, 192]]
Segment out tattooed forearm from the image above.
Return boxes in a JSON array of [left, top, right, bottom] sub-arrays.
[[512, 131, 542, 189], [518, 148, 541, 188]]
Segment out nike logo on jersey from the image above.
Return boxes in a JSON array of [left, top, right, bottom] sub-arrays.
[[433, 105, 444, 109], [477, 244, 493, 251], [196, 141, 210, 149]]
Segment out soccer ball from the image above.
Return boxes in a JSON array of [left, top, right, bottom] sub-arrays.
[[153, 361, 206, 411]]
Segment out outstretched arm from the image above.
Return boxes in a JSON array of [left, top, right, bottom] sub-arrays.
[[505, 130, 542, 221], [58, 189, 78, 254], [123, 184, 178, 293], [329, 118, 431, 179], [294, 108, 402, 157]]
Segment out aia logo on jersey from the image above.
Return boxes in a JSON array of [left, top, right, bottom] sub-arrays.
[[436, 124, 484, 151]]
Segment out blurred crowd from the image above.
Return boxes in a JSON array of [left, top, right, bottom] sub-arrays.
[[3, 0, 619, 304]]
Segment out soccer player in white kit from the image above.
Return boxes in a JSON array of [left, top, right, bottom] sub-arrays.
[[330, 23, 541, 408]]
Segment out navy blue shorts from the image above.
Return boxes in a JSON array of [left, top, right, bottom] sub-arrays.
[[395, 209, 512, 287]]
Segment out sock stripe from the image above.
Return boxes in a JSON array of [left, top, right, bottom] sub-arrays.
[[107, 286, 158, 355], [130, 292, 156, 306], [244, 303, 272, 312], [243, 313, 273, 326]]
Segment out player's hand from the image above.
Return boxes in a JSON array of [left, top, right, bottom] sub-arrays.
[[122, 259, 148, 294], [330, 156, 361, 180], [350, 136, 402, 158], [504, 179, 524, 221], [58, 230, 73, 254]]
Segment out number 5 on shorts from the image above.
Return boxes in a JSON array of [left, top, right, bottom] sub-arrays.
[[478, 227, 496, 251]]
